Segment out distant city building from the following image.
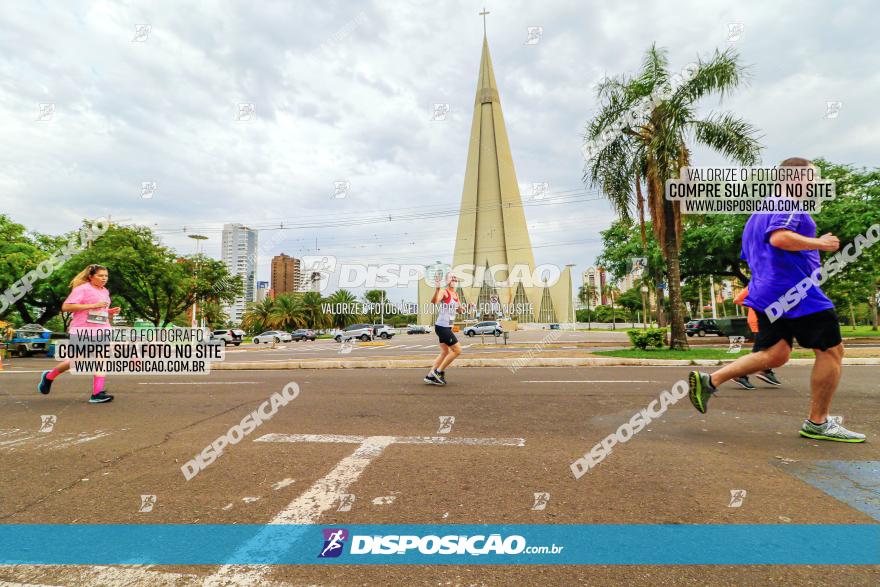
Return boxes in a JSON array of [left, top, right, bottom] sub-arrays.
[[299, 264, 324, 292], [617, 271, 636, 293], [271, 254, 301, 295], [582, 266, 607, 307], [255, 280, 270, 302], [221, 223, 258, 324]]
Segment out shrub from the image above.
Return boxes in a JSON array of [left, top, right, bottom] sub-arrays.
[[627, 328, 667, 350]]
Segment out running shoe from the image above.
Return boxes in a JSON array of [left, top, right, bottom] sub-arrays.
[[732, 376, 756, 390], [423, 372, 444, 386], [799, 419, 865, 443], [89, 391, 114, 404], [436, 370, 447, 385], [755, 370, 782, 386], [688, 371, 716, 414], [38, 371, 53, 395]]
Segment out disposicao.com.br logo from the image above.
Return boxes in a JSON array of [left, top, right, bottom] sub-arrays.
[[318, 528, 563, 558]]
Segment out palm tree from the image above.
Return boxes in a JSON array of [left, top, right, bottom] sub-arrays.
[[241, 297, 275, 334], [584, 44, 762, 349], [300, 291, 330, 329], [326, 289, 360, 329], [270, 293, 307, 331], [578, 284, 597, 329], [606, 284, 620, 330]]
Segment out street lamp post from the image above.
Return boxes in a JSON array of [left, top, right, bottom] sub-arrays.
[[188, 234, 209, 329]]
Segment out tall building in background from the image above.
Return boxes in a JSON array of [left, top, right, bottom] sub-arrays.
[[221, 223, 258, 324], [255, 281, 270, 302], [582, 266, 607, 307], [271, 254, 301, 295]]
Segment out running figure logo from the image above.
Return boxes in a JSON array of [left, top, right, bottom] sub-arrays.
[[39, 415, 57, 433], [728, 489, 747, 508], [138, 495, 157, 513], [437, 416, 455, 434], [531, 492, 550, 510], [318, 528, 349, 558], [727, 336, 745, 353]]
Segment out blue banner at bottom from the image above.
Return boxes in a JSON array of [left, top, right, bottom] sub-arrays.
[[1, 524, 878, 565]]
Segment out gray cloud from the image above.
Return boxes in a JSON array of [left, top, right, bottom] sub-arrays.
[[1, 0, 876, 299]]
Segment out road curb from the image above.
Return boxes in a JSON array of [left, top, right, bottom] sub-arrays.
[[213, 356, 880, 370]]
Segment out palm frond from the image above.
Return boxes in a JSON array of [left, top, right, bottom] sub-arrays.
[[690, 112, 763, 166]]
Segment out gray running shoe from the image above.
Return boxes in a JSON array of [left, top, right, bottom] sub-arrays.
[[755, 370, 782, 386], [799, 419, 865, 443], [732, 376, 757, 390], [688, 371, 716, 414]]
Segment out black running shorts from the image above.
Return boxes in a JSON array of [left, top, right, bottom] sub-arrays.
[[753, 308, 842, 352], [434, 325, 458, 346]]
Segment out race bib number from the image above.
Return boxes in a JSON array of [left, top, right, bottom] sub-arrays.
[[86, 311, 109, 324]]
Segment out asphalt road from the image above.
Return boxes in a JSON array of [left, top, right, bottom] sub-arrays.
[[0, 364, 878, 586]]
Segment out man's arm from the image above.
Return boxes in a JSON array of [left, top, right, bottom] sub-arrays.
[[769, 229, 839, 252]]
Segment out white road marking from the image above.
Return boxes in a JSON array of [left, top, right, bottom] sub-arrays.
[[522, 380, 653, 383], [271, 478, 295, 490], [0, 430, 112, 452], [241, 497, 260, 503], [137, 382, 258, 385], [372, 494, 398, 505], [256, 433, 526, 447], [206, 432, 525, 585]]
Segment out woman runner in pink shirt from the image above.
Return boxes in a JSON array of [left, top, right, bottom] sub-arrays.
[[37, 264, 120, 403]]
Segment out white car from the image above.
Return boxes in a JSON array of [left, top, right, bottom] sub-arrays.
[[252, 330, 292, 344], [463, 321, 503, 337], [372, 324, 396, 339], [334, 324, 372, 342]]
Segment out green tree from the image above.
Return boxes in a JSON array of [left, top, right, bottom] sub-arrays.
[[79, 225, 241, 327], [241, 298, 276, 334], [300, 291, 330, 329], [812, 159, 880, 330], [584, 44, 762, 349], [363, 289, 387, 321], [326, 289, 360, 329], [578, 283, 597, 328], [269, 293, 307, 331]]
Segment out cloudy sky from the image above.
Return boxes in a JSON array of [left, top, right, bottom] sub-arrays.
[[2, 0, 877, 301]]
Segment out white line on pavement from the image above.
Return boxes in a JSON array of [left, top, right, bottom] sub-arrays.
[[137, 382, 258, 385], [522, 380, 653, 383]]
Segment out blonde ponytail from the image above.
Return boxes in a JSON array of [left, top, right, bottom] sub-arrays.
[[69, 264, 107, 290]]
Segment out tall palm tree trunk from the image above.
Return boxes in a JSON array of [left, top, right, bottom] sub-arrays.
[[663, 198, 688, 350]]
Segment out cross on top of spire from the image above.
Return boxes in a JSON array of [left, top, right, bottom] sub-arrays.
[[479, 7, 489, 36]]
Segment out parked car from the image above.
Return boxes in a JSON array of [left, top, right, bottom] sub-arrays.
[[685, 319, 723, 337], [5, 324, 52, 357], [334, 324, 374, 342], [211, 329, 245, 346], [253, 330, 292, 344], [463, 321, 503, 337], [407, 325, 429, 335], [372, 324, 396, 339], [291, 329, 316, 342]]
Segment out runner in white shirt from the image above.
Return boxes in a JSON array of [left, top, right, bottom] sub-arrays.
[[424, 274, 463, 386]]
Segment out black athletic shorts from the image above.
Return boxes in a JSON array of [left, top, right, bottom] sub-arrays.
[[434, 325, 458, 346], [753, 308, 842, 352]]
